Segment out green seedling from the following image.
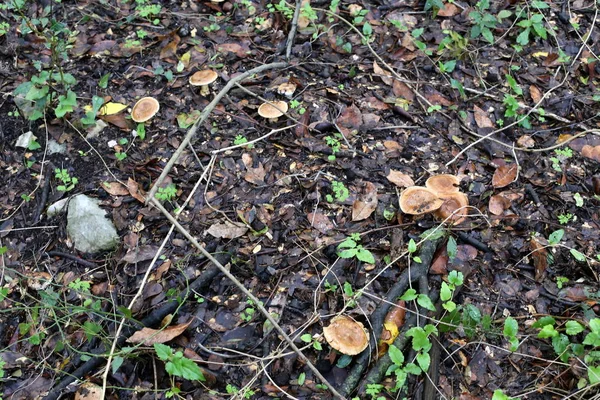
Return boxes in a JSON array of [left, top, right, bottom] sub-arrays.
[[326, 180, 349, 202], [300, 333, 323, 351], [337, 233, 375, 264], [155, 184, 178, 202], [55, 168, 78, 192]]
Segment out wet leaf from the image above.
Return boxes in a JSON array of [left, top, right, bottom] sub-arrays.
[[206, 221, 249, 239], [352, 182, 378, 221], [387, 170, 415, 188], [373, 60, 392, 85], [473, 105, 493, 128], [127, 319, 192, 345], [102, 181, 129, 196], [307, 212, 334, 234], [488, 194, 511, 215], [530, 237, 548, 281], [492, 164, 518, 188]]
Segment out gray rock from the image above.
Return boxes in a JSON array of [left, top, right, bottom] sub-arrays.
[[67, 194, 119, 253]]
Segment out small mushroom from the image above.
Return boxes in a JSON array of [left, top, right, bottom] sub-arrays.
[[131, 97, 160, 123], [189, 70, 218, 96], [323, 315, 370, 355], [399, 186, 444, 215], [258, 101, 288, 123], [277, 82, 297, 99], [434, 192, 469, 224], [425, 174, 461, 195]]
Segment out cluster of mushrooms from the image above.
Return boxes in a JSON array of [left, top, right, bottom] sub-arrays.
[[129, 70, 296, 124], [399, 174, 469, 224]]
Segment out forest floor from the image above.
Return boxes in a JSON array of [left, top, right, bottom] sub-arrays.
[[1, 0, 600, 399]]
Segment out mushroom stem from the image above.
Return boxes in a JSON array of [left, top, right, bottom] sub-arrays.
[[200, 85, 210, 96], [269, 117, 279, 123]]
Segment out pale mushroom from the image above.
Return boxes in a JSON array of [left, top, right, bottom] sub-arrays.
[[323, 315, 369, 355], [434, 192, 469, 224], [277, 82, 297, 99], [425, 174, 461, 195], [399, 186, 444, 215], [189, 70, 218, 96], [131, 97, 160, 123], [258, 101, 288, 123]]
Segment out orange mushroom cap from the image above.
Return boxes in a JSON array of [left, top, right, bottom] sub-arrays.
[[399, 186, 444, 215], [323, 315, 370, 355], [131, 97, 160, 123], [425, 174, 461, 195], [433, 192, 469, 224]]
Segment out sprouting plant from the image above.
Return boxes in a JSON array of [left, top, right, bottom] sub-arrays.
[[557, 213, 573, 225], [154, 343, 205, 397], [516, 9, 548, 46], [324, 133, 342, 161], [300, 333, 323, 351], [155, 184, 178, 202], [556, 276, 568, 289], [337, 233, 375, 264], [289, 99, 306, 114], [326, 180, 349, 202], [469, 0, 511, 44], [234, 134, 250, 146], [440, 270, 464, 312], [438, 30, 469, 59], [240, 299, 256, 322], [55, 168, 78, 192], [411, 28, 432, 56], [135, 0, 161, 25], [549, 147, 573, 172]]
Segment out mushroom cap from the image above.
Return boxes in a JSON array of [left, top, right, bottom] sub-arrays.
[[277, 82, 297, 97], [399, 186, 444, 215], [258, 101, 288, 119], [425, 174, 461, 195], [131, 97, 160, 123], [433, 192, 469, 224], [323, 315, 369, 355], [189, 70, 218, 86]]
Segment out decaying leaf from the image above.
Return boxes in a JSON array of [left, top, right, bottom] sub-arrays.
[[74, 382, 103, 400], [308, 212, 335, 234], [127, 319, 192, 345], [492, 164, 518, 188], [99, 102, 128, 116], [373, 60, 393, 85], [120, 245, 160, 264], [530, 237, 549, 281], [386, 170, 415, 188], [102, 181, 129, 196], [127, 178, 146, 203], [352, 182, 378, 221], [207, 221, 249, 239], [488, 194, 511, 215], [473, 105, 493, 128]]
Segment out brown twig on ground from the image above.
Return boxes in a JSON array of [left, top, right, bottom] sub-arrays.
[[339, 237, 443, 397], [146, 61, 288, 202], [45, 251, 97, 269], [31, 167, 52, 224]]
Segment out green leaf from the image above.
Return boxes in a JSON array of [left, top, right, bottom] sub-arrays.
[[503, 317, 518, 338], [112, 356, 124, 374], [548, 229, 564, 245], [538, 324, 558, 339], [492, 390, 514, 400], [298, 372, 306, 385], [481, 27, 494, 44], [440, 282, 452, 302], [416, 351, 430, 371], [448, 270, 463, 286], [516, 27, 530, 45], [300, 334, 312, 343], [55, 90, 77, 118], [154, 343, 172, 361], [570, 249, 586, 262], [356, 248, 375, 264], [442, 60, 456, 72], [565, 321, 584, 336], [446, 236, 457, 261], [497, 10, 512, 20], [400, 289, 417, 301], [408, 239, 417, 253], [166, 354, 205, 381], [412, 28, 424, 38], [99, 73, 111, 89], [406, 327, 431, 352], [589, 318, 600, 333], [532, 316, 555, 328], [589, 366, 600, 385], [338, 248, 357, 259], [362, 22, 372, 36], [137, 123, 146, 140], [417, 294, 436, 311], [338, 239, 357, 249], [388, 344, 404, 366], [403, 362, 421, 375], [336, 354, 352, 368], [442, 300, 456, 312]]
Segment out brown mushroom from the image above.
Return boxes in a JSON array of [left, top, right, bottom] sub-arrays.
[[433, 192, 469, 224], [131, 97, 160, 123], [258, 101, 288, 123], [425, 174, 461, 195], [277, 82, 297, 99], [189, 70, 218, 96], [323, 315, 369, 355], [399, 186, 444, 215]]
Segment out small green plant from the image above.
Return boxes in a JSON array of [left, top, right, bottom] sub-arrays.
[[55, 168, 78, 192], [515, 9, 547, 46], [267, 0, 294, 19], [411, 28, 432, 56], [469, 0, 511, 44], [135, 0, 161, 25], [154, 343, 205, 397], [556, 276, 569, 289], [557, 213, 573, 225], [324, 133, 343, 161], [440, 270, 464, 312], [240, 299, 256, 322], [337, 233, 375, 264], [549, 147, 573, 172], [342, 281, 362, 308], [155, 184, 178, 202], [289, 99, 306, 114], [225, 384, 257, 399], [326, 180, 349, 202], [300, 333, 323, 351], [493, 390, 517, 400], [233, 134, 253, 148], [503, 316, 519, 351], [364, 383, 385, 399]]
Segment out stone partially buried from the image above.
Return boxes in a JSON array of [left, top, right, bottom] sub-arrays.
[[67, 194, 119, 253]]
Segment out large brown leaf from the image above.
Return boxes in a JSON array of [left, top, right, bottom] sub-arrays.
[[492, 164, 518, 188], [127, 319, 192, 345], [386, 170, 415, 188], [530, 237, 548, 281], [352, 182, 378, 221]]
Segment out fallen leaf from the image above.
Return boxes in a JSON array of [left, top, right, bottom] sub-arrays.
[[352, 182, 378, 221], [488, 194, 511, 215], [127, 319, 192, 345], [529, 85, 543, 104], [207, 221, 248, 239], [373, 60, 392, 85], [336, 104, 363, 136], [473, 105, 493, 128], [530, 237, 548, 281], [517, 135, 535, 148], [217, 42, 251, 58], [160, 35, 180, 59], [437, 3, 460, 16], [386, 170, 414, 188], [245, 163, 266, 184], [102, 181, 129, 196], [392, 80, 415, 101], [127, 178, 146, 203], [99, 102, 128, 116], [492, 164, 518, 188], [307, 212, 334, 234], [120, 245, 160, 264]]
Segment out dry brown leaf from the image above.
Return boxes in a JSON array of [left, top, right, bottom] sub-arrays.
[[352, 182, 378, 221], [386, 170, 415, 188], [437, 3, 460, 16], [530, 237, 548, 281], [529, 85, 543, 103], [102, 181, 129, 196], [373, 60, 393, 85], [392, 80, 415, 101], [517, 135, 535, 148], [207, 221, 248, 239], [488, 194, 511, 215], [492, 164, 518, 188], [307, 212, 334, 234], [245, 163, 266, 184], [473, 105, 493, 128], [127, 319, 192, 345], [127, 178, 146, 203], [159, 35, 180, 60], [120, 245, 159, 264], [217, 42, 251, 58], [336, 104, 363, 136]]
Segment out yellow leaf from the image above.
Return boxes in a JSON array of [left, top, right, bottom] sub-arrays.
[[532, 51, 548, 58], [100, 102, 128, 116], [380, 321, 399, 345], [179, 51, 191, 69]]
